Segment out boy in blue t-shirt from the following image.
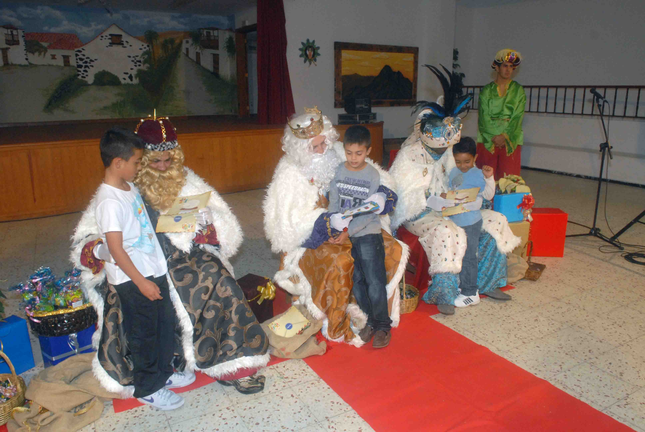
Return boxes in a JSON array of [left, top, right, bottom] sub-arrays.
[[443, 137, 487, 308]]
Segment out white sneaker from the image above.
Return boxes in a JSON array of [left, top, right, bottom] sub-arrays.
[[165, 371, 196, 389], [454, 293, 480, 308], [137, 388, 185, 410]]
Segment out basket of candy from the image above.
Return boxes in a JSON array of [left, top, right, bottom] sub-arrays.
[[399, 275, 420, 314], [11, 267, 97, 337], [0, 348, 25, 426]]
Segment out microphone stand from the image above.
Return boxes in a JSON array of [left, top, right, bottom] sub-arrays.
[[566, 92, 623, 249]]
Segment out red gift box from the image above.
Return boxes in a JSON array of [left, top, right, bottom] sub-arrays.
[[528, 208, 568, 257]]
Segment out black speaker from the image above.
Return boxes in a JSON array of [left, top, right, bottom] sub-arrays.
[[344, 97, 372, 114]]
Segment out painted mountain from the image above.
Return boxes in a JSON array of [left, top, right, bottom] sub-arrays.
[[342, 65, 413, 100]]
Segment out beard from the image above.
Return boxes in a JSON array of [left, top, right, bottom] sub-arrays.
[[135, 163, 186, 212], [299, 148, 342, 191]]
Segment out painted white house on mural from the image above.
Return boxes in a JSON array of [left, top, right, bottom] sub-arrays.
[[74, 24, 148, 84], [0, 25, 29, 66], [182, 27, 236, 80], [25, 32, 83, 67]]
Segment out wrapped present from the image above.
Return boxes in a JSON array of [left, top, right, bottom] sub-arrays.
[[237, 274, 276, 323], [528, 208, 568, 257], [509, 221, 530, 258], [0, 316, 35, 375], [493, 192, 529, 223], [38, 324, 95, 367]]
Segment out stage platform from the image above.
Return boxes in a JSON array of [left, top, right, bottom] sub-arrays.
[[0, 118, 383, 221]]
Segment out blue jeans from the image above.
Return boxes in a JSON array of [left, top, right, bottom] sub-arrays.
[[351, 233, 391, 332], [459, 219, 483, 296]]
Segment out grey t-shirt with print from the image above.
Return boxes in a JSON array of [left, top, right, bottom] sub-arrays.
[[328, 163, 381, 237]]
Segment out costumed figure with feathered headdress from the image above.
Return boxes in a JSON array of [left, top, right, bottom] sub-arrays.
[[389, 65, 520, 315], [263, 108, 409, 346], [476, 49, 526, 180], [70, 116, 269, 398]]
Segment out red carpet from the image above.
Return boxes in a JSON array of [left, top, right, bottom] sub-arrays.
[[304, 300, 632, 431]]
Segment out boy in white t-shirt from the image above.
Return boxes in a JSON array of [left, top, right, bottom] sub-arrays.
[[93, 129, 187, 410]]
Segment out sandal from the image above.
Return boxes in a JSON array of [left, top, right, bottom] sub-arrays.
[[218, 374, 266, 394]]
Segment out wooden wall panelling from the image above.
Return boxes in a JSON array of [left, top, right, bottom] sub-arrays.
[[0, 148, 36, 219]]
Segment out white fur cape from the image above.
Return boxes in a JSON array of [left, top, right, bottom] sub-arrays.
[[70, 168, 269, 398], [263, 142, 409, 347], [389, 138, 520, 273]]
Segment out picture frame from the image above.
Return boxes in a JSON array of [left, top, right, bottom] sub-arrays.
[[334, 42, 418, 108]]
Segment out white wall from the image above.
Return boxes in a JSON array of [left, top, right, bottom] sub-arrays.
[[455, 0, 645, 185], [284, 0, 457, 139]]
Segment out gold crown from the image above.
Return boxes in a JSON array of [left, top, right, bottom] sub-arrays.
[[288, 107, 324, 139]]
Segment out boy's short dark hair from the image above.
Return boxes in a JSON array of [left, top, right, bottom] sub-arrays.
[[100, 128, 145, 167], [452, 137, 477, 157], [344, 125, 371, 149]]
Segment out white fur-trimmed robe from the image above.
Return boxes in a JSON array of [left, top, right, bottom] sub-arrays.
[[263, 142, 409, 346], [70, 168, 269, 398], [390, 139, 520, 275]]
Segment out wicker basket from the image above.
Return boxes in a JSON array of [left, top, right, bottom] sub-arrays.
[[0, 348, 26, 426], [399, 276, 420, 314], [28, 303, 98, 337]]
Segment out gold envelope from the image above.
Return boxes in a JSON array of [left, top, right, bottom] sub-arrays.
[[267, 306, 311, 338]]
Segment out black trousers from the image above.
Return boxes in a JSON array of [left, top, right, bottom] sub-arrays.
[[113, 275, 174, 398]]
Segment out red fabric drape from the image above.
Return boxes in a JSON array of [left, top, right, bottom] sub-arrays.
[[257, 0, 295, 124]]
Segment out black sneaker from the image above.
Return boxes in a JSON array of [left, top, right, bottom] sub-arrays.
[[218, 374, 265, 394]]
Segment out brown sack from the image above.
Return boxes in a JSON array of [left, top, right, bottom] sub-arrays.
[[261, 305, 326, 359]]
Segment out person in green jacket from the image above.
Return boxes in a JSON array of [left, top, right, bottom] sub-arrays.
[[476, 49, 526, 180]]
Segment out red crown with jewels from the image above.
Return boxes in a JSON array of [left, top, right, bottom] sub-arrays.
[[134, 112, 179, 152]]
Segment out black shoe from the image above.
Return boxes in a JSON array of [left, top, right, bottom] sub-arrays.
[[437, 304, 455, 315], [218, 374, 265, 394], [359, 325, 376, 343], [486, 288, 512, 301]]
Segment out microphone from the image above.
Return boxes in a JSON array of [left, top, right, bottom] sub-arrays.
[[590, 88, 605, 100]]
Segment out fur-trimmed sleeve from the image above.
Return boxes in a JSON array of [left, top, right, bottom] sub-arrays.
[[182, 168, 243, 259], [263, 158, 327, 254], [389, 145, 427, 229]]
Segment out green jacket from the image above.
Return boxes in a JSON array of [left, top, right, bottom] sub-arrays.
[[477, 80, 526, 154]]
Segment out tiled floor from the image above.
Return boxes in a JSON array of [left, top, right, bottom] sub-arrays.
[[1, 169, 644, 431]]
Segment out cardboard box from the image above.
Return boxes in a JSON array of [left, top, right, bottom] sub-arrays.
[[0, 315, 35, 375], [528, 208, 568, 257], [509, 221, 530, 258], [39, 325, 95, 367], [493, 193, 529, 223]]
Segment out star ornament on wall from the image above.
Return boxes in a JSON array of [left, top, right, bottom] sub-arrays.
[[299, 39, 320, 66]]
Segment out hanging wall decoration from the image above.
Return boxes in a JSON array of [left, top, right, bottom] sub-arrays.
[[299, 39, 320, 66]]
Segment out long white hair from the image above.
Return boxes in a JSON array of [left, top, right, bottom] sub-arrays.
[[281, 114, 341, 188]]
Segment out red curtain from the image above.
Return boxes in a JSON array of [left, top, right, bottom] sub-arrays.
[[257, 0, 295, 124]]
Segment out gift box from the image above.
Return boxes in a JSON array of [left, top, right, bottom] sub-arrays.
[[528, 208, 568, 257], [0, 315, 35, 375], [38, 324, 95, 367], [493, 192, 529, 223], [237, 274, 276, 323], [509, 221, 530, 258]]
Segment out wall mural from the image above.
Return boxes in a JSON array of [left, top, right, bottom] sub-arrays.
[[0, 3, 239, 124]]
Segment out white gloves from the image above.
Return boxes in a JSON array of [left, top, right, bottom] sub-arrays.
[[426, 195, 456, 212], [196, 207, 214, 227], [462, 197, 483, 211], [93, 242, 114, 263], [364, 192, 387, 214], [330, 213, 352, 232]]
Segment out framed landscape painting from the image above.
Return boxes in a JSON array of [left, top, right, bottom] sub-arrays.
[[334, 42, 418, 108]]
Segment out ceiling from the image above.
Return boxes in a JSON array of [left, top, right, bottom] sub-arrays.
[[14, 0, 257, 16]]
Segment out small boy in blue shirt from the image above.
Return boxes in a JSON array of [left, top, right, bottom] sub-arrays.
[[443, 137, 487, 308]]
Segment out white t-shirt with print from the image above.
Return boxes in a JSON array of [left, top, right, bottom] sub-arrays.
[[95, 182, 168, 286]]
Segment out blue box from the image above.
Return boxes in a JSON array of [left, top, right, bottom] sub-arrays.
[[38, 325, 95, 367], [0, 315, 35, 375], [493, 192, 529, 223]]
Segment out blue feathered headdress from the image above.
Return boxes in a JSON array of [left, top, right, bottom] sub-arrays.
[[413, 64, 472, 131]]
